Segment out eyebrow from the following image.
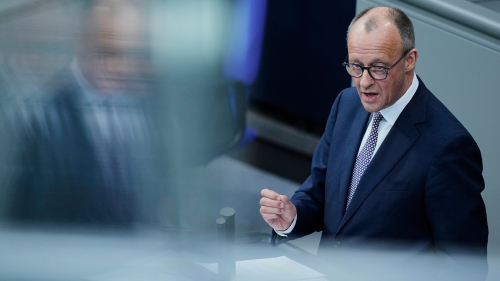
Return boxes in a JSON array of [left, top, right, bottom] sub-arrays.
[[349, 58, 388, 66]]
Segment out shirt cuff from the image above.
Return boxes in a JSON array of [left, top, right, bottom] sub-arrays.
[[274, 214, 297, 237]]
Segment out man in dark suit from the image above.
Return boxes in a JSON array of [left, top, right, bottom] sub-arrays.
[[260, 6, 488, 280]]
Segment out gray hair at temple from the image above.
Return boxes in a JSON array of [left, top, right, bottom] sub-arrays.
[[346, 7, 415, 53]]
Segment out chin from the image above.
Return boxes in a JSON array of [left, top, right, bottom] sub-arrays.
[[361, 104, 379, 113]]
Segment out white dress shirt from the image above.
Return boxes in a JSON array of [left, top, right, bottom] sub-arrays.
[[275, 73, 419, 236]]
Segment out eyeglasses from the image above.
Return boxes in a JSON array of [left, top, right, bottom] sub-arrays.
[[342, 49, 410, 80]]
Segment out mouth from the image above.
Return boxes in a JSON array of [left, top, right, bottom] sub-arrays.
[[361, 92, 380, 104], [363, 92, 380, 98]]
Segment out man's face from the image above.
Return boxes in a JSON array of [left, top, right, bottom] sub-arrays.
[[83, 4, 150, 95], [347, 21, 410, 113]]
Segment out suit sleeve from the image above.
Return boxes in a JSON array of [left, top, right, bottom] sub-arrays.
[[272, 90, 345, 246], [425, 132, 488, 279]]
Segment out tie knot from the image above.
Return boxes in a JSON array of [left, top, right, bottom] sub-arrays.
[[373, 112, 383, 125]]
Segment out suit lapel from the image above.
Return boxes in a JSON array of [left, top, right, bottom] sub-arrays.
[[337, 108, 370, 215], [337, 79, 428, 232]]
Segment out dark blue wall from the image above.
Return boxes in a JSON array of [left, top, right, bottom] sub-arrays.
[[251, 1, 356, 127]]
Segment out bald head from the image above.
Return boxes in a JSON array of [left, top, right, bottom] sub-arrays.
[[84, 0, 145, 49], [347, 7, 415, 53], [363, 15, 379, 32]]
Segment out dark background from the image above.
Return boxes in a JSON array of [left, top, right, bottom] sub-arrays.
[[232, 1, 356, 183], [251, 1, 356, 133]]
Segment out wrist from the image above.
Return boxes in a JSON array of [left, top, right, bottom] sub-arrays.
[[276, 213, 297, 234]]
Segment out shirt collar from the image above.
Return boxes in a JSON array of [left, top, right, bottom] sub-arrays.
[[71, 58, 102, 103], [379, 73, 419, 126]]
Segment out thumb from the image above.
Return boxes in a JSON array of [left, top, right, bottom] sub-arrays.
[[280, 195, 292, 208]]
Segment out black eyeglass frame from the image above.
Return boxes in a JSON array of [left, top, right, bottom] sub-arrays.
[[342, 49, 411, 80]]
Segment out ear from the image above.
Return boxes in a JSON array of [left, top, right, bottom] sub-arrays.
[[405, 48, 418, 72]]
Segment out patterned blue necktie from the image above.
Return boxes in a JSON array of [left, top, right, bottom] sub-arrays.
[[346, 112, 384, 208]]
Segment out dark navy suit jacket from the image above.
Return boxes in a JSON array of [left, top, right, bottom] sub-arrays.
[[272, 77, 488, 279], [10, 75, 169, 225]]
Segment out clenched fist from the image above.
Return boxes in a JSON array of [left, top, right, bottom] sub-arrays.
[[260, 189, 297, 231]]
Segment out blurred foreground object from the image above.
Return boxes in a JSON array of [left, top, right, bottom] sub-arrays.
[[1, 0, 248, 230], [10, 0, 163, 226]]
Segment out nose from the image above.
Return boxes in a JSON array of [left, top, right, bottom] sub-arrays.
[[359, 68, 374, 88]]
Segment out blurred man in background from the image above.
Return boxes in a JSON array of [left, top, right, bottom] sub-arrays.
[[10, 0, 170, 226]]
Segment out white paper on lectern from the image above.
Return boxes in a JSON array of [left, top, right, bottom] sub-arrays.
[[197, 255, 325, 280]]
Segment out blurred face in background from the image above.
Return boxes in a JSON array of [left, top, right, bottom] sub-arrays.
[[80, 1, 150, 95]]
